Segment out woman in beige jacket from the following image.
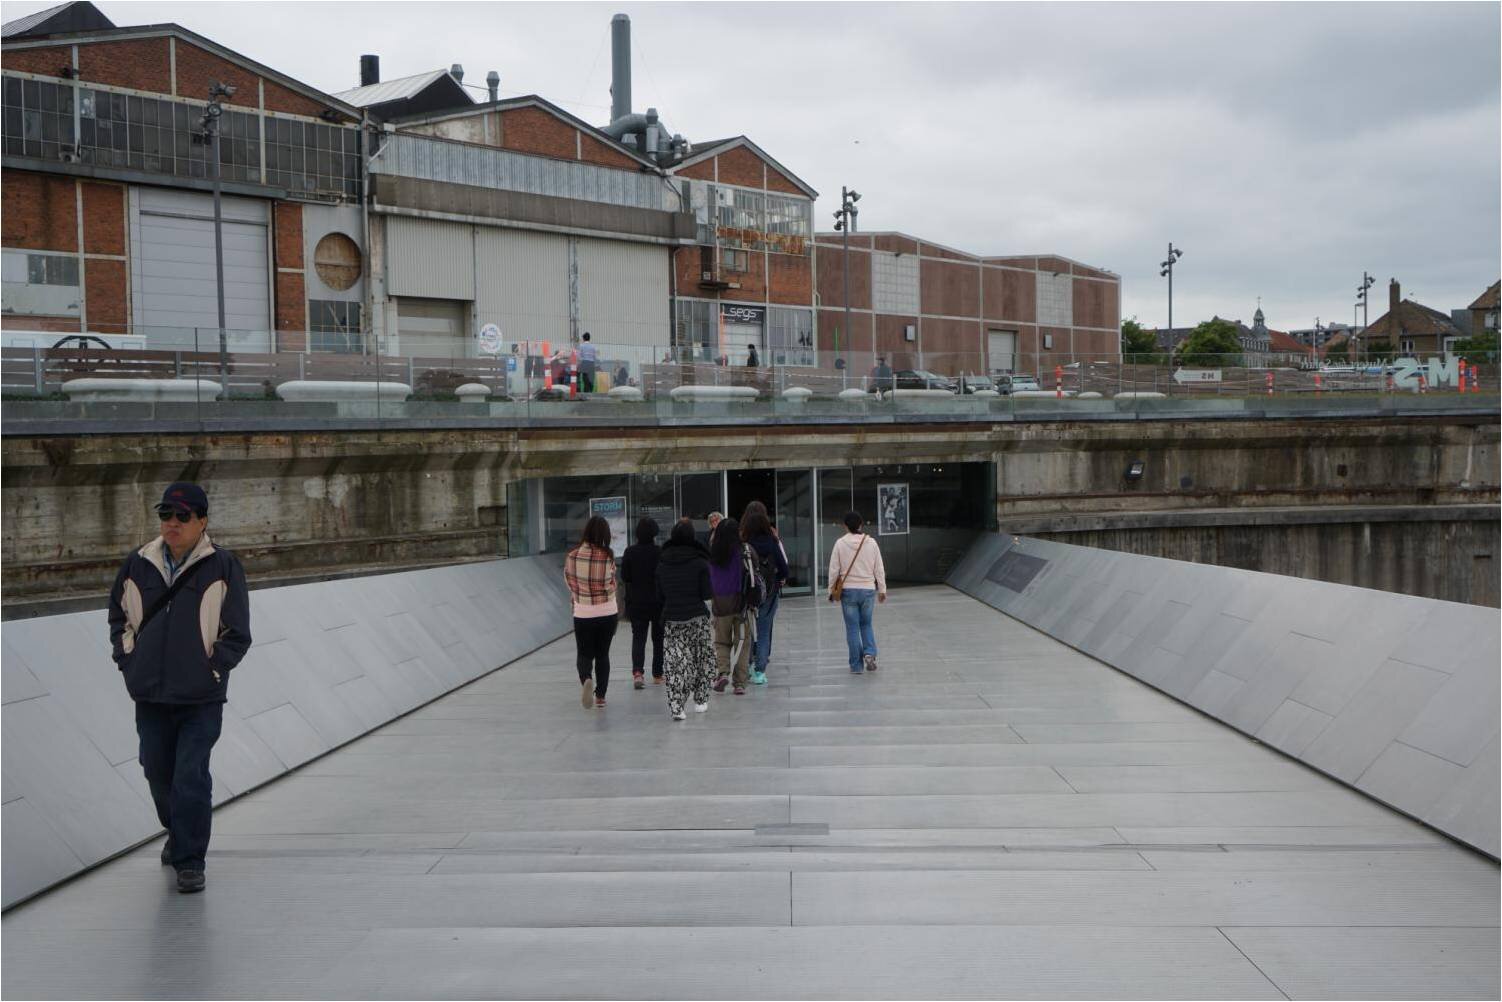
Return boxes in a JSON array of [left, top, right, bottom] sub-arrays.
[[827, 510, 887, 673]]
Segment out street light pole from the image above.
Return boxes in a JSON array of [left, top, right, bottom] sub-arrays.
[[1159, 242, 1183, 353], [1356, 271, 1375, 359], [833, 185, 861, 386], [200, 81, 236, 386]]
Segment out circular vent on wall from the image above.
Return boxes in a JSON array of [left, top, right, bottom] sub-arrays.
[[313, 232, 361, 291]]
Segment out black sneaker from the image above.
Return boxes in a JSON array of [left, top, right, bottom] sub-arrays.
[[160, 840, 173, 866], [176, 869, 206, 894]]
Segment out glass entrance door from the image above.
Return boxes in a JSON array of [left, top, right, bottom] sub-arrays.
[[774, 469, 814, 595], [815, 467, 853, 591]]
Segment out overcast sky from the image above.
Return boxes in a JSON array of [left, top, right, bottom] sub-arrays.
[[10, 1, 1499, 331]]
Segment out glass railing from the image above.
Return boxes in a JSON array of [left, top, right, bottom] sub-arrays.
[[1, 330, 1495, 429]]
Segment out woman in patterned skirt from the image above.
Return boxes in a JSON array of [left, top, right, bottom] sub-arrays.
[[654, 519, 715, 720]]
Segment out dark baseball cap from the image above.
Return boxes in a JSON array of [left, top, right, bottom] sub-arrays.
[[156, 482, 208, 515]]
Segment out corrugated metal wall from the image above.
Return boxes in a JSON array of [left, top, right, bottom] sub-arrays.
[[377, 133, 673, 212], [475, 228, 570, 345], [576, 237, 669, 349], [385, 217, 474, 300]]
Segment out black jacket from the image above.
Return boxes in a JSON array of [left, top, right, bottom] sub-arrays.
[[107, 534, 252, 705], [655, 537, 713, 622], [619, 540, 663, 618]]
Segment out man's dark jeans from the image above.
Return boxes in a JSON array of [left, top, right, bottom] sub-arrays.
[[136, 701, 223, 871]]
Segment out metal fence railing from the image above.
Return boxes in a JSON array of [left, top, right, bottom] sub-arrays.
[[1, 332, 1495, 428]]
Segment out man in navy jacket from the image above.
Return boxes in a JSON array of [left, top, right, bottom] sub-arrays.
[[107, 482, 251, 893]]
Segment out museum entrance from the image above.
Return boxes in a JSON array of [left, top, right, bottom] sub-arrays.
[[729, 468, 814, 595]]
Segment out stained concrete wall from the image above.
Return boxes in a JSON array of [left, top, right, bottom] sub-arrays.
[[3, 415, 1497, 611], [948, 534, 1500, 858], [1018, 506, 1500, 607], [1, 553, 571, 909]]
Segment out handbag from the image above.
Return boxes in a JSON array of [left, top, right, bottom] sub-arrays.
[[827, 534, 868, 603]]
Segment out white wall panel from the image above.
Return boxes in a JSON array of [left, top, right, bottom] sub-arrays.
[[577, 236, 669, 349], [474, 227, 569, 346], [385, 217, 474, 301]]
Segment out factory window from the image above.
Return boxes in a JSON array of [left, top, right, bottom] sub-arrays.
[[308, 300, 363, 353], [2, 249, 81, 317], [673, 298, 716, 361], [715, 186, 764, 248], [1, 74, 358, 198], [768, 307, 815, 367], [765, 194, 811, 254], [722, 248, 749, 273]]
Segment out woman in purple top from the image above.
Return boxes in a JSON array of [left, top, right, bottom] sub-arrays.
[[707, 516, 753, 695]]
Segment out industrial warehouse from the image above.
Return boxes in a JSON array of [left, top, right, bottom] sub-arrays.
[[2, 1, 1120, 378]]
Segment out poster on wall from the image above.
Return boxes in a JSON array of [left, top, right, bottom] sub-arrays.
[[589, 496, 629, 558], [877, 483, 909, 536]]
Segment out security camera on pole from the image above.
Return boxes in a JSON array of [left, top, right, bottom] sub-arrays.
[[199, 81, 237, 386], [832, 186, 861, 387]]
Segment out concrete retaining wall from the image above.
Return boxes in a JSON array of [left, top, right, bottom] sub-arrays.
[[1, 554, 571, 909], [948, 534, 1500, 858]]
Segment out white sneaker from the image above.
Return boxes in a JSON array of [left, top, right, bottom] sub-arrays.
[[694, 702, 709, 713], [672, 710, 687, 721]]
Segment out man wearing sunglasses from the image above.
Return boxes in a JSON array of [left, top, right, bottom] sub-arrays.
[[107, 482, 251, 894]]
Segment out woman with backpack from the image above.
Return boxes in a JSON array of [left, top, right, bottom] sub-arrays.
[[827, 510, 887, 674], [741, 501, 789, 686], [564, 515, 618, 708], [708, 516, 754, 695], [655, 519, 715, 720], [619, 517, 664, 689]]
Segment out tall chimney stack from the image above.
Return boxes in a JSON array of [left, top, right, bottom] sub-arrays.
[[610, 13, 632, 124], [1390, 278, 1401, 315], [359, 54, 379, 87], [486, 70, 500, 102]]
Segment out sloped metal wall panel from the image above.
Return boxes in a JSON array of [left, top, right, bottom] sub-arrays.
[[576, 236, 670, 349]]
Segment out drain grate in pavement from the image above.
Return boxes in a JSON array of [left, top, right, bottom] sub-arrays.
[[755, 823, 829, 837]]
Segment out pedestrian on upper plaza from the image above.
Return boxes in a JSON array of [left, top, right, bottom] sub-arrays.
[[619, 517, 664, 689], [828, 510, 887, 673], [655, 518, 715, 720], [708, 516, 754, 695], [107, 481, 252, 895], [746, 344, 760, 367], [578, 332, 598, 393], [564, 515, 618, 709], [741, 501, 788, 686], [870, 356, 894, 393]]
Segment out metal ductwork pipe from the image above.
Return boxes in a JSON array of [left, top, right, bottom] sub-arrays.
[[610, 13, 632, 124], [359, 54, 379, 87], [486, 70, 500, 102]]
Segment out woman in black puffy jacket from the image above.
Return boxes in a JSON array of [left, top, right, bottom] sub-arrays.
[[654, 519, 715, 721], [619, 518, 664, 688]]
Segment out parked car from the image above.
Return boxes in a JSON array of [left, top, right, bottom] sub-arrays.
[[955, 374, 998, 394], [996, 373, 1041, 395], [891, 369, 956, 391]]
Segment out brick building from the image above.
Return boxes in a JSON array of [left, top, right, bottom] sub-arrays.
[[1, 1, 364, 351], [812, 232, 1120, 376], [1360, 278, 1465, 357]]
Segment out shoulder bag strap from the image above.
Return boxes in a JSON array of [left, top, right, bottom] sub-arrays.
[[833, 535, 868, 592], [136, 552, 217, 638]]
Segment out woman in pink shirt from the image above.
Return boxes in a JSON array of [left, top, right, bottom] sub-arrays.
[[827, 510, 887, 673]]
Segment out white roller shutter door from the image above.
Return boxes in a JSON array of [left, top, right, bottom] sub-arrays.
[[577, 237, 668, 350], [988, 330, 1017, 373], [130, 188, 271, 349], [475, 228, 568, 346]]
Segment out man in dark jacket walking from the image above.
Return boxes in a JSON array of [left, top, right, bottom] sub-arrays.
[[107, 482, 251, 893]]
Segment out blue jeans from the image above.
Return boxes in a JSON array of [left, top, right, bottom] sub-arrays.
[[752, 589, 780, 671], [840, 588, 877, 669], [136, 701, 223, 871]]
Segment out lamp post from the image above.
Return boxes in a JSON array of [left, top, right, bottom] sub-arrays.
[[199, 81, 236, 385], [1159, 242, 1183, 352], [1356, 271, 1375, 359], [832, 185, 861, 383]]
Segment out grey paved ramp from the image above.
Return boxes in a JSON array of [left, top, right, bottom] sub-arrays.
[[3, 587, 1497, 999]]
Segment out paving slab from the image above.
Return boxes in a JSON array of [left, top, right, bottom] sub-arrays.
[[3, 584, 1495, 1000]]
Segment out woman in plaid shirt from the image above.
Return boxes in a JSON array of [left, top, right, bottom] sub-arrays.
[[565, 516, 619, 708]]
